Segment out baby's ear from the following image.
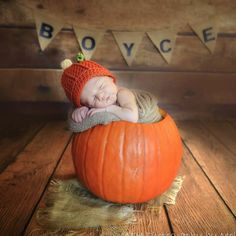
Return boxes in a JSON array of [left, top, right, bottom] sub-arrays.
[[107, 77, 114, 82], [60, 59, 72, 70]]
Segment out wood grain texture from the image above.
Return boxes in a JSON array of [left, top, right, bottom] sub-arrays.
[[0, 28, 236, 71], [1, 0, 236, 33], [24, 139, 171, 235], [0, 122, 72, 236], [161, 103, 236, 120], [1, 69, 236, 105], [166, 144, 236, 234], [0, 102, 70, 120], [176, 120, 236, 217], [0, 116, 45, 173], [200, 120, 236, 156], [229, 121, 236, 129], [1, 68, 236, 119], [2, 102, 236, 120]]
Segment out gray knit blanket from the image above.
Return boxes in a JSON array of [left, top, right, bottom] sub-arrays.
[[68, 89, 163, 133]]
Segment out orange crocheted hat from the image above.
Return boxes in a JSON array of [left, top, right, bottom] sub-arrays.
[[61, 53, 116, 107]]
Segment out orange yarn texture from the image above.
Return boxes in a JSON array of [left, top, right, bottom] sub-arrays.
[[61, 60, 116, 107]]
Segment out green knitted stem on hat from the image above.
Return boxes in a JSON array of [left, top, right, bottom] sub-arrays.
[[76, 52, 85, 62]]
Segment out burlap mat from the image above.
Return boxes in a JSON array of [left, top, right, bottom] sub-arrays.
[[36, 176, 185, 235]]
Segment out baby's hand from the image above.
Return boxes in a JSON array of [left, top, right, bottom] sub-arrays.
[[71, 106, 89, 123], [87, 107, 106, 117]]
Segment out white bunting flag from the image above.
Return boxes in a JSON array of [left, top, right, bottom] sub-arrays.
[[34, 11, 64, 51], [73, 27, 105, 60], [189, 17, 218, 53], [112, 32, 143, 66], [147, 28, 177, 64]]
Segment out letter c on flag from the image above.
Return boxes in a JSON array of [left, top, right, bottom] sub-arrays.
[[160, 39, 171, 53]]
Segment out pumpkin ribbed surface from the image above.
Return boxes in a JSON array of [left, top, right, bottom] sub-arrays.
[[72, 109, 183, 203]]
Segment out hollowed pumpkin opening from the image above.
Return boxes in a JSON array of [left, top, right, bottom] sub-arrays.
[[159, 108, 167, 119]]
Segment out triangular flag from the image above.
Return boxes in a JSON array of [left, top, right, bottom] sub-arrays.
[[189, 17, 218, 53], [34, 11, 64, 51], [112, 32, 143, 66], [73, 27, 105, 60], [147, 28, 177, 64]]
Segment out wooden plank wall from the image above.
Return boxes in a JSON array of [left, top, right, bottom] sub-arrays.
[[0, 0, 236, 119]]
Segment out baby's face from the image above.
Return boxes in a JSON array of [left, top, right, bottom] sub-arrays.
[[80, 76, 118, 108]]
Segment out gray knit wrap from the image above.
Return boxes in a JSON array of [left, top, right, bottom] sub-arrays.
[[68, 89, 163, 133]]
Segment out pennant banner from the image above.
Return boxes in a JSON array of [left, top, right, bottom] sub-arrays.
[[112, 32, 143, 66], [147, 29, 177, 64], [189, 17, 218, 53], [30, 3, 219, 66], [34, 11, 64, 51], [73, 28, 105, 60]]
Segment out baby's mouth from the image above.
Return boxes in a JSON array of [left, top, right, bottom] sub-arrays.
[[105, 94, 114, 101]]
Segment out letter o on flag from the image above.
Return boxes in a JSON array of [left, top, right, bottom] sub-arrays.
[[82, 36, 96, 51]]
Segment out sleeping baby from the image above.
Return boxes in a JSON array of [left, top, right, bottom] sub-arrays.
[[60, 54, 139, 123]]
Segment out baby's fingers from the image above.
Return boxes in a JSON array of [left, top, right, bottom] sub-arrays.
[[72, 112, 82, 123], [81, 109, 88, 119], [87, 109, 92, 116], [78, 115, 83, 123], [71, 112, 76, 121], [87, 109, 95, 117]]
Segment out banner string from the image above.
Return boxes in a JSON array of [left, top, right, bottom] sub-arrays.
[[11, 0, 219, 64]]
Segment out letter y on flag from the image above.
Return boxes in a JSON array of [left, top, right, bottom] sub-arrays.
[[112, 32, 143, 66]]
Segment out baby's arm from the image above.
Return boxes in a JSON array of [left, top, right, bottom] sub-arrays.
[[106, 88, 139, 123]]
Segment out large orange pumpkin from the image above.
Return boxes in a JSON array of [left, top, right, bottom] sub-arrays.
[[72, 108, 183, 203]]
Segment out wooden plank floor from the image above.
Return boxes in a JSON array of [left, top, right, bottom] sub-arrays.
[[0, 116, 236, 236]]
